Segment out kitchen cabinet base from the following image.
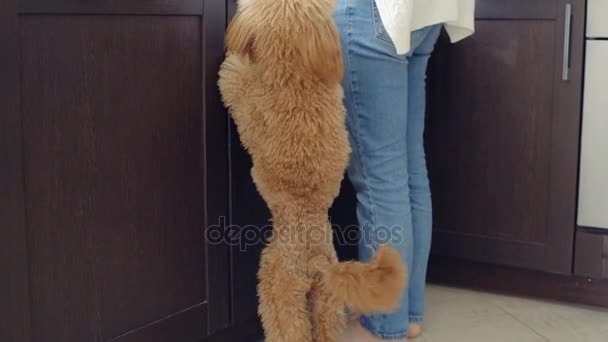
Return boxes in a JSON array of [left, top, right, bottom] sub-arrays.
[[204, 317, 263, 342], [428, 256, 608, 309], [575, 228, 608, 280]]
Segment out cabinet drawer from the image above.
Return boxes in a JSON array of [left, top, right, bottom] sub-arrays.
[[587, 0, 608, 37]]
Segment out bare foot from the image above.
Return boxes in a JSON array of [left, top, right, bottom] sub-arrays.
[[407, 323, 422, 339], [341, 319, 408, 342]]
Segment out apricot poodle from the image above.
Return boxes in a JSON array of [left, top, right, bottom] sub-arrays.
[[218, 1, 408, 341]]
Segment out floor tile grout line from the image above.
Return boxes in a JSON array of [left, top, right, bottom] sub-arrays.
[[492, 302, 551, 341]]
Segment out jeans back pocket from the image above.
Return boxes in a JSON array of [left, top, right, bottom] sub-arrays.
[[372, 0, 393, 45]]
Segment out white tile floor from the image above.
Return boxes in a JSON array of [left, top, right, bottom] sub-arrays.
[[259, 285, 608, 341], [420, 285, 608, 342]]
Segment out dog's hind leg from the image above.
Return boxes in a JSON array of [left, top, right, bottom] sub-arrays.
[[258, 246, 313, 342], [310, 273, 346, 342], [308, 247, 346, 342]]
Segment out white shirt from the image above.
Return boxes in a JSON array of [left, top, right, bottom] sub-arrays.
[[375, 0, 475, 54]]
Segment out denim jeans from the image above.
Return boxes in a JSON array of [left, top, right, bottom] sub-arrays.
[[335, 0, 441, 339]]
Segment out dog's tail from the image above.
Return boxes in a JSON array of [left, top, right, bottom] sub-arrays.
[[322, 245, 407, 314]]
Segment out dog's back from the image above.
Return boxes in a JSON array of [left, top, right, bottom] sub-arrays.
[[221, 0, 350, 210]]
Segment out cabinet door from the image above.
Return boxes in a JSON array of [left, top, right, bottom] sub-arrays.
[[426, 0, 585, 273], [0, 1, 229, 341]]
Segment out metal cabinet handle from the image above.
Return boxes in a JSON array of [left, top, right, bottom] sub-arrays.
[[562, 3, 572, 81]]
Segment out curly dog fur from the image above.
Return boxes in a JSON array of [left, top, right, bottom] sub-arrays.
[[218, 1, 408, 341]]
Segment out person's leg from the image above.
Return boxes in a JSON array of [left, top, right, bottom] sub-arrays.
[[335, 0, 411, 339], [405, 24, 442, 334]]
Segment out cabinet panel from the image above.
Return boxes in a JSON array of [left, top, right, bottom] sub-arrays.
[[428, 21, 554, 244], [228, 138, 269, 324], [204, 0, 233, 335], [426, 0, 585, 273], [0, 0, 32, 341], [2, 0, 244, 341], [475, 0, 557, 19], [19, 0, 203, 15], [574, 230, 608, 279], [20, 15, 205, 341], [107, 304, 207, 342]]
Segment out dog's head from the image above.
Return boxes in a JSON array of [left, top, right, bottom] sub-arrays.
[[226, 0, 343, 82]]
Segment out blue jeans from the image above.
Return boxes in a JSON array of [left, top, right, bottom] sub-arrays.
[[335, 0, 441, 339]]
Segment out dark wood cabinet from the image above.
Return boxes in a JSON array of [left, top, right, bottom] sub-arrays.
[[426, 0, 586, 274], [20, 14, 206, 342], [422, 0, 608, 310], [0, 1, 262, 341]]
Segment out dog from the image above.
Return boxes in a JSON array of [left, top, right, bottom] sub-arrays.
[[218, 1, 408, 341]]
